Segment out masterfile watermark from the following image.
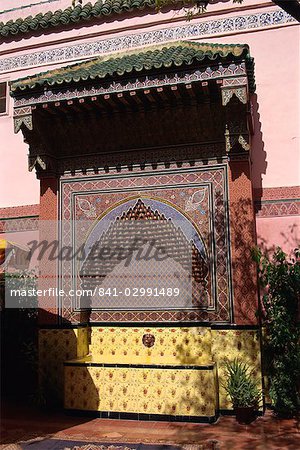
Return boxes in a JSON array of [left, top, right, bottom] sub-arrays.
[[2, 219, 206, 309], [26, 237, 169, 266], [9, 287, 96, 297]]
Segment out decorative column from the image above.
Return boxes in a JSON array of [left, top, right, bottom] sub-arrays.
[[228, 156, 258, 324], [222, 78, 258, 325], [38, 176, 59, 325]]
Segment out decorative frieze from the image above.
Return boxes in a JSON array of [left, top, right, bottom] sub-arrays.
[[0, 9, 295, 75], [0, 217, 39, 232], [255, 200, 300, 218]]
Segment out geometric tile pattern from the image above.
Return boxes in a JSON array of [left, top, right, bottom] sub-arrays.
[[228, 161, 258, 325], [64, 364, 217, 417], [255, 200, 300, 218], [0, 216, 38, 232], [0, 204, 39, 219], [59, 163, 232, 323], [254, 186, 300, 202], [0, 205, 39, 232], [90, 326, 212, 366], [38, 327, 89, 402], [254, 186, 300, 217]]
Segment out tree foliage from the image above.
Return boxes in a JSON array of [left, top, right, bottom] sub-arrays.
[[155, 0, 243, 17], [71, 0, 244, 15], [253, 247, 300, 416]]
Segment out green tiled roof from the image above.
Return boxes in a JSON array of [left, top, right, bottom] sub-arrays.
[[11, 41, 254, 93], [0, 0, 156, 38]]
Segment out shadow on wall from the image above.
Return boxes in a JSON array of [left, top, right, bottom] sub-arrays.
[[257, 222, 299, 257], [228, 197, 258, 324], [37, 310, 92, 408], [3, 191, 264, 426], [251, 94, 267, 201], [169, 328, 262, 417], [0, 308, 96, 446], [251, 93, 298, 258]]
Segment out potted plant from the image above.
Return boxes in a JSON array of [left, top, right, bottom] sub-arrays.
[[223, 358, 261, 424]]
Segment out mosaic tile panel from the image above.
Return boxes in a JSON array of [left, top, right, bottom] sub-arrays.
[[64, 364, 217, 417], [90, 326, 212, 366], [37, 325, 263, 413], [59, 164, 232, 323], [38, 327, 89, 401]]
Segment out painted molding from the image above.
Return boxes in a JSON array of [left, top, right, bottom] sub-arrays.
[[255, 199, 300, 218], [0, 204, 39, 232], [254, 186, 300, 217], [0, 204, 39, 219], [0, 216, 39, 232], [0, 9, 296, 75], [254, 186, 300, 201]]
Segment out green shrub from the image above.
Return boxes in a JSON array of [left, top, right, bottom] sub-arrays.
[[253, 247, 300, 416], [223, 358, 261, 408]]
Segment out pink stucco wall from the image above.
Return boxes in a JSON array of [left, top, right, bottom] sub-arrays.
[[0, 113, 40, 207], [257, 216, 299, 256], [0, 0, 299, 251]]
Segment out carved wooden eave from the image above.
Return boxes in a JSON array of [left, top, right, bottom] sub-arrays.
[[11, 42, 255, 177]]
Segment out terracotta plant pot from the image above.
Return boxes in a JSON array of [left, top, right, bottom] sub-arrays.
[[235, 406, 256, 424]]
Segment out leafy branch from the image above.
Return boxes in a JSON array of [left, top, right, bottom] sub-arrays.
[[156, 0, 244, 19], [252, 247, 300, 416]]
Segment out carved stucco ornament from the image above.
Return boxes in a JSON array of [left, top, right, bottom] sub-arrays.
[[225, 124, 231, 153], [13, 106, 33, 133], [238, 135, 250, 151], [28, 156, 47, 172], [225, 125, 250, 153], [221, 78, 248, 107], [222, 87, 248, 106]]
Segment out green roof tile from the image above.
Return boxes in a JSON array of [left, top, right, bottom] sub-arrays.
[[10, 41, 255, 93], [0, 0, 157, 38]]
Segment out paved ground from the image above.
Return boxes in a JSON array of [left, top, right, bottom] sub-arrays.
[[1, 401, 299, 450]]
